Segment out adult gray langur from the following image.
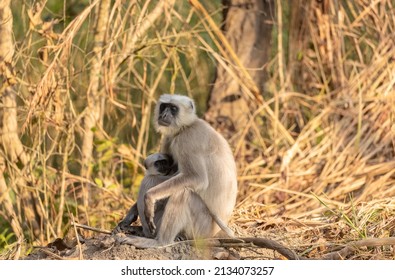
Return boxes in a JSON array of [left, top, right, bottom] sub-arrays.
[[116, 94, 237, 248]]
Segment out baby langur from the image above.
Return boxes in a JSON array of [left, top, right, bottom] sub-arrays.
[[113, 153, 176, 236], [116, 94, 237, 248], [114, 153, 233, 238], [137, 153, 176, 237]]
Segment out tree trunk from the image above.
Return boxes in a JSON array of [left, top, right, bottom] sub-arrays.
[[205, 0, 275, 142], [287, 0, 311, 87], [80, 0, 111, 212], [0, 0, 27, 246]]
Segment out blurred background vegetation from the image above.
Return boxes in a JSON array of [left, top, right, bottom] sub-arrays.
[[0, 0, 394, 259]]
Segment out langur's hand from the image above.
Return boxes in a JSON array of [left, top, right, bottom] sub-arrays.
[[111, 203, 138, 234]]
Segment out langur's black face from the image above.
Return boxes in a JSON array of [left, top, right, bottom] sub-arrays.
[[153, 157, 174, 175], [158, 102, 179, 127], [144, 153, 176, 175]]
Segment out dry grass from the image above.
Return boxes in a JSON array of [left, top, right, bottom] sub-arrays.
[[232, 0, 395, 259], [0, 0, 394, 260]]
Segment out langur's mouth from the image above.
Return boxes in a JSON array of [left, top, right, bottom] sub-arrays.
[[158, 118, 171, 126]]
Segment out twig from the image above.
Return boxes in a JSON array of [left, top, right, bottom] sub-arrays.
[[71, 222, 112, 235], [38, 248, 64, 260], [70, 217, 85, 260]]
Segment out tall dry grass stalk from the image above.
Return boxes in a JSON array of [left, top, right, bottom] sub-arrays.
[[0, 0, 27, 259]]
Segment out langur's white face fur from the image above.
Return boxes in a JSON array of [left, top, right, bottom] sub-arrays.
[[154, 94, 197, 136]]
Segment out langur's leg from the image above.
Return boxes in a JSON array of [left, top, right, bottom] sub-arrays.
[[116, 189, 215, 248], [156, 189, 214, 244]]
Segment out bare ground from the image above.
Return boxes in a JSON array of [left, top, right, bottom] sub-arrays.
[[23, 216, 395, 261], [24, 225, 281, 261]]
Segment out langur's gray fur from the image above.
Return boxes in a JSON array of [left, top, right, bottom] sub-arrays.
[[117, 94, 237, 248], [113, 153, 175, 236]]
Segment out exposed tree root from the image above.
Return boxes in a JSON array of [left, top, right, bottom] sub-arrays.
[[321, 237, 395, 260]]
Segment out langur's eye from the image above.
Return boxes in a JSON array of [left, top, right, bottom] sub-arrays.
[[170, 105, 178, 114], [160, 103, 166, 113], [154, 160, 167, 168]]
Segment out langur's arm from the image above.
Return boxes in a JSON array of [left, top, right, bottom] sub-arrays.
[[144, 155, 208, 234]]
